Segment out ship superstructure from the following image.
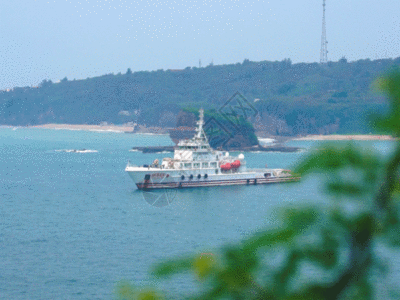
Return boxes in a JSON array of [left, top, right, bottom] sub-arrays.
[[125, 109, 297, 189]]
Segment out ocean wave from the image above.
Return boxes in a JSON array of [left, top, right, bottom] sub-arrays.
[[55, 149, 98, 153]]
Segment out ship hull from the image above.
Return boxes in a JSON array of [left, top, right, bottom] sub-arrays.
[[125, 167, 299, 190], [135, 177, 298, 189]]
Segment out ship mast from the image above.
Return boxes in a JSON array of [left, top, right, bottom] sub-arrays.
[[194, 108, 210, 146], [196, 109, 204, 138]]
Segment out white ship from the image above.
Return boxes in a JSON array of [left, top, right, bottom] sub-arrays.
[[125, 109, 298, 189]]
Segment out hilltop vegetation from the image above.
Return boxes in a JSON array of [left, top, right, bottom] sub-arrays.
[[1, 57, 399, 135]]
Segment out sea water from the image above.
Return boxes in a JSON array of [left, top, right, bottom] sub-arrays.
[[0, 128, 396, 299]]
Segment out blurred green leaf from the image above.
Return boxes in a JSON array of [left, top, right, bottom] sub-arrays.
[[326, 182, 365, 196], [340, 276, 372, 300], [243, 207, 319, 255], [350, 214, 375, 246], [115, 282, 164, 300], [116, 281, 136, 300], [371, 70, 400, 136], [295, 147, 345, 175], [219, 268, 253, 290], [283, 207, 319, 232], [304, 228, 339, 269], [383, 225, 400, 247], [273, 251, 302, 295], [152, 256, 193, 278], [305, 249, 337, 269], [193, 253, 217, 280], [224, 246, 257, 270], [295, 145, 381, 178], [285, 287, 325, 300], [136, 289, 164, 300], [243, 228, 296, 254], [330, 208, 351, 229]]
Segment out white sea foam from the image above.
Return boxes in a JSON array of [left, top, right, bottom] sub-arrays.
[[55, 149, 98, 153], [77, 150, 98, 153], [258, 138, 276, 145]]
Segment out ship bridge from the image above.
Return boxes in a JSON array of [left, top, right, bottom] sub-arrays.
[[174, 109, 218, 161]]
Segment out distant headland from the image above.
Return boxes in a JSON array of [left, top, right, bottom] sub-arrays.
[[2, 57, 400, 139]]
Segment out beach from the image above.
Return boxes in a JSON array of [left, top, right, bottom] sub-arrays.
[[292, 134, 395, 141], [28, 123, 171, 134], [6, 124, 396, 141], [29, 123, 135, 132]]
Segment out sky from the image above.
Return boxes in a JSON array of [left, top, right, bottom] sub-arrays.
[[1, 0, 399, 90]]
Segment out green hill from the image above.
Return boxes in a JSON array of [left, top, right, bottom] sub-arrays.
[[1, 57, 399, 135]]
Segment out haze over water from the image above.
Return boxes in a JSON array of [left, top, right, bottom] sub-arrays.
[[0, 128, 396, 299]]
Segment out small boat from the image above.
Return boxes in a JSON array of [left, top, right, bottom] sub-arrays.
[[125, 109, 299, 189]]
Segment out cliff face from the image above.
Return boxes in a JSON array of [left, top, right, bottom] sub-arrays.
[[172, 110, 258, 150]]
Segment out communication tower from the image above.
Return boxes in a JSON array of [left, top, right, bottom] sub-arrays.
[[320, 0, 328, 64]]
